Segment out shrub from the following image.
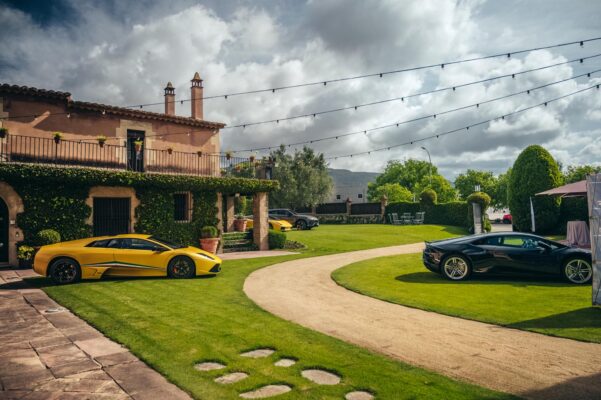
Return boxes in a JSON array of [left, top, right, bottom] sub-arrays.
[[268, 230, 286, 249], [17, 245, 35, 260], [420, 189, 437, 205], [466, 192, 492, 232], [508, 145, 562, 232], [36, 229, 61, 246], [200, 226, 219, 238]]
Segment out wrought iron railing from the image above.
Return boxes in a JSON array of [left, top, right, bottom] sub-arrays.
[[0, 134, 257, 178]]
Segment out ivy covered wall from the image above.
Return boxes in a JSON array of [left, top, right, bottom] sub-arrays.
[[0, 164, 277, 246]]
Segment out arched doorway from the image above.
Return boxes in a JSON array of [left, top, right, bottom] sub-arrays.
[[0, 198, 8, 263]]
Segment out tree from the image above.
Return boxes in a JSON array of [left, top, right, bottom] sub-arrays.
[[454, 169, 496, 200], [367, 159, 436, 200], [563, 164, 601, 184], [414, 174, 457, 203], [420, 188, 437, 205], [368, 183, 413, 202], [508, 145, 563, 233], [269, 146, 333, 209], [490, 168, 511, 210]]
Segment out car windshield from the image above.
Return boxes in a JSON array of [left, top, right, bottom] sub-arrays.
[[148, 236, 185, 249]]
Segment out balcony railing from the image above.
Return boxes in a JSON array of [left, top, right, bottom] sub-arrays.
[[0, 134, 258, 178]]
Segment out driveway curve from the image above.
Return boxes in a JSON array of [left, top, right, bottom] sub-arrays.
[[244, 243, 601, 400]]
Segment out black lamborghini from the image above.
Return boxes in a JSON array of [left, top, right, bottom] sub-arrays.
[[423, 232, 592, 284]]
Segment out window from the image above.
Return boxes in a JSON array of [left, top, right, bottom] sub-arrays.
[[121, 238, 166, 251], [86, 238, 121, 248], [174, 192, 191, 221], [336, 195, 341, 200], [358, 193, 363, 199]]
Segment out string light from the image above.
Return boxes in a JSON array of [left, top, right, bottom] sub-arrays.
[[324, 85, 598, 160]]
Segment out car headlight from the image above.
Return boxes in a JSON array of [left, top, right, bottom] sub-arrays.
[[197, 253, 215, 261]]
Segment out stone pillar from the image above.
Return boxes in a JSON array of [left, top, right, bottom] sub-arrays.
[[253, 192, 269, 250], [345, 197, 352, 224], [225, 195, 235, 232], [380, 195, 388, 223]]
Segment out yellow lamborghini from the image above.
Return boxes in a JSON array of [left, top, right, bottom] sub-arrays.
[[245, 217, 293, 232], [33, 234, 222, 285]]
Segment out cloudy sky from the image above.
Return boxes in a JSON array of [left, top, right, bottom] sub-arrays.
[[1, 0, 600, 179]]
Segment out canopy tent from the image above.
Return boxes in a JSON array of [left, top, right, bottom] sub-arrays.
[[536, 180, 587, 197]]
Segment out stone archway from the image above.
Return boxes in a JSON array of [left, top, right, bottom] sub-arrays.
[[0, 182, 25, 266]]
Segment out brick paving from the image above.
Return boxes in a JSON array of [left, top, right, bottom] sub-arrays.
[[0, 269, 191, 400]]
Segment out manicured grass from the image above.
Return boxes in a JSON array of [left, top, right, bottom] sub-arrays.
[[37, 225, 514, 399], [333, 253, 601, 343]]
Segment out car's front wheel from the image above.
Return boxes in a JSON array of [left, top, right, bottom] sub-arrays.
[[563, 257, 592, 284], [296, 220, 307, 230], [441, 255, 471, 281], [48, 258, 81, 285], [168, 256, 196, 279]]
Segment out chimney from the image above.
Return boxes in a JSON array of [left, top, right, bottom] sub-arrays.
[[164, 82, 175, 115], [191, 72, 203, 120]]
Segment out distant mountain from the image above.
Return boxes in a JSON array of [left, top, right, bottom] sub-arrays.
[[327, 168, 379, 202]]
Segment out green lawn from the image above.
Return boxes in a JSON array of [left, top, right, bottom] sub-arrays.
[[333, 253, 601, 343], [36, 225, 516, 399]]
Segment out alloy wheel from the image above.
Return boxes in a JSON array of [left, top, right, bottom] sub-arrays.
[[51, 261, 78, 284], [170, 257, 194, 278], [443, 257, 469, 280], [565, 259, 592, 284]]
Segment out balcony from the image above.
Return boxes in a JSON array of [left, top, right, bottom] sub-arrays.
[[0, 134, 260, 178]]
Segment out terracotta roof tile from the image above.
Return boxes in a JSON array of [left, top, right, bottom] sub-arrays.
[[0, 83, 71, 100]]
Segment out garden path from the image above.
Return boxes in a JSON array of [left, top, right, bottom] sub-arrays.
[[244, 243, 601, 400]]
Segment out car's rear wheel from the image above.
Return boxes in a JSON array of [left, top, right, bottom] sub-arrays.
[[441, 255, 471, 281], [563, 257, 592, 284], [296, 220, 307, 230], [49, 258, 81, 285], [168, 256, 195, 279]]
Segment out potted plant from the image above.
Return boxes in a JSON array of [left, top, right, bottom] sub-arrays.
[[167, 147, 173, 155], [17, 245, 35, 269], [53, 131, 63, 144], [197, 150, 203, 157], [249, 154, 256, 163], [97, 135, 107, 148], [234, 214, 247, 232], [225, 151, 232, 160], [0, 127, 8, 139], [199, 226, 220, 254], [134, 139, 143, 153]]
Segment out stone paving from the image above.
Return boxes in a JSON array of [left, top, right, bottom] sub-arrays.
[[0, 268, 191, 400]]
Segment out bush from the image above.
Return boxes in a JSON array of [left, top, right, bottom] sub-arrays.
[[420, 189, 437, 205], [508, 145, 562, 233], [556, 197, 588, 234], [36, 229, 61, 246], [268, 230, 286, 249], [200, 226, 219, 238]]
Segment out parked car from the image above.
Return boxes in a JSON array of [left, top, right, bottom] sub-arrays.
[[268, 209, 319, 230], [34, 234, 222, 284], [245, 217, 293, 232], [423, 232, 592, 284], [502, 214, 512, 224]]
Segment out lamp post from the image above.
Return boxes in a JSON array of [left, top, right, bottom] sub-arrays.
[[421, 146, 432, 187]]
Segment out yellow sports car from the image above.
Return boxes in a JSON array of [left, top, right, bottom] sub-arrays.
[[245, 217, 292, 232], [33, 234, 222, 285]]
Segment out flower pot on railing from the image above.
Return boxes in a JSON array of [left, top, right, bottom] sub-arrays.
[[134, 140, 143, 153], [167, 147, 173, 155], [197, 151, 202, 157], [53, 132, 63, 144], [225, 152, 232, 160], [97, 135, 107, 148], [0, 127, 8, 139]]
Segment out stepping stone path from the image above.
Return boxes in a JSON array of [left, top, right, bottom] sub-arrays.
[[274, 358, 296, 367], [240, 348, 275, 358], [301, 369, 341, 385], [215, 372, 249, 384], [194, 362, 226, 371], [345, 391, 374, 400], [239, 384, 291, 399]]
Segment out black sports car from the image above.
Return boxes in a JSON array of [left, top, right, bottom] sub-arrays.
[[423, 233, 592, 284]]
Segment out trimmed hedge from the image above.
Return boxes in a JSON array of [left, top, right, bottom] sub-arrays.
[[466, 192, 492, 233], [268, 231, 287, 249], [35, 229, 61, 246], [420, 189, 437, 205], [386, 201, 468, 226]]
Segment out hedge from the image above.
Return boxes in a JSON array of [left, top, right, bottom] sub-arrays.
[[268, 231, 286, 249], [386, 201, 468, 226]]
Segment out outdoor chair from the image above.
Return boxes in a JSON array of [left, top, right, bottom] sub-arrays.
[[390, 213, 403, 225], [412, 212, 425, 224], [401, 213, 413, 224]]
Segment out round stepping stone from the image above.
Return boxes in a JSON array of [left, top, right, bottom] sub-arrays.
[[301, 369, 341, 385], [194, 362, 226, 371], [240, 348, 275, 358], [215, 372, 248, 384], [239, 384, 291, 398], [345, 391, 374, 400], [274, 358, 296, 367]]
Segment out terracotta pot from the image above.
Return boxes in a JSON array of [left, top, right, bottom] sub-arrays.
[[199, 238, 219, 254], [134, 144, 142, 153], [98, 141, 105, 148], [54, 137, 61, 144], [234, 219, 247, 232], [0, 129, 7, 139], [167, 148, 173, 154]]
